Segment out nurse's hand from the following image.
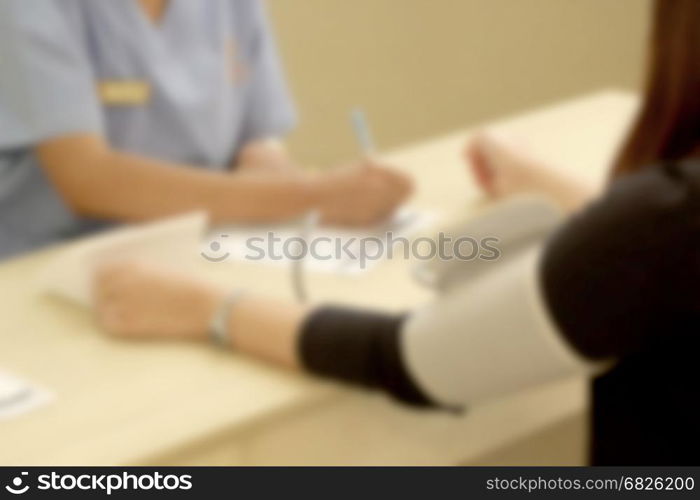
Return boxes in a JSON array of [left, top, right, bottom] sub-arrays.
[[94, 261, 224, 341], [317, 163, 414, 226]]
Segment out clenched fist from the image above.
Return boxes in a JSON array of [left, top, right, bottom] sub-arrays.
[[93, 261, 224, 340]]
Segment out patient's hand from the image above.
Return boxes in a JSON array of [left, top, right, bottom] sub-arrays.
[[465, 131, 597, 212], [93, 261, 224, 340], [465, 131, 552, 200]]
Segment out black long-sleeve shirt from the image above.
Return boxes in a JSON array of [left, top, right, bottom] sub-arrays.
[[298, 160, 700, 466]]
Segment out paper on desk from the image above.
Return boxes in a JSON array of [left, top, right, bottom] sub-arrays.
[[204, 208, 438, 273], [0, 370, 54, 421], [39, 212, 208, 307]]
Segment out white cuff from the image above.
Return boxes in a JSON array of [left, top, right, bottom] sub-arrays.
[[401, 245, 597, 407]]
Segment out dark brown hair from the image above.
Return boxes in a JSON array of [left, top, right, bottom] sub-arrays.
[[613, 0, 700, 175]]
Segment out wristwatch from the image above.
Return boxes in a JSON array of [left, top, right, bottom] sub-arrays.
[[209, 290, 246, 348]]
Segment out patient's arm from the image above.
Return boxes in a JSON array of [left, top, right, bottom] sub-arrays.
[[92, 243, 590, 411], [93, 261, 308, 370], [94, 259, 430, 404], [93, 244, 588, 410]]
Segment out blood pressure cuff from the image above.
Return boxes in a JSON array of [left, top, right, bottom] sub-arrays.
[[298, 161, 700, 408], [299, 308, 434, 408], [401, 246, 594, 408], [299, 245, 591, 409]]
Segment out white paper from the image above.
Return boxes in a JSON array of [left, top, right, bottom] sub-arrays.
[[39, 212, 208, 307], [0, 370, 54, 421], [202, 208, 437, 274]]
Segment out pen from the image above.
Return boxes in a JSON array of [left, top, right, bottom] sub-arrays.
[[351, 108, 376, 158]]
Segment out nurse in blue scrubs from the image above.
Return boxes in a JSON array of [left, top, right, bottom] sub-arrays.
[[0, 0, 412, 259]]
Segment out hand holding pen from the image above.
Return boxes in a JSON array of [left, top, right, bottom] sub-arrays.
[[316, 109, 413, 227]]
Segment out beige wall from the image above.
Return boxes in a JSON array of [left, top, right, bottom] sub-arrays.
[[267, 0, 650, 166]]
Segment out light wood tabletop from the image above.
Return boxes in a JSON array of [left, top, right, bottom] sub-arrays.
[[0, 90, 638, 465]]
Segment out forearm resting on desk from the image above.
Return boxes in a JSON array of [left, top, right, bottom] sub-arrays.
[[37, 135, 318, 224], [236, 138, 297, 172], [93, 261, 429, 405], [92, 260, 392, 375], [37, 134, 413, 226], [93, 261, 309, 369]]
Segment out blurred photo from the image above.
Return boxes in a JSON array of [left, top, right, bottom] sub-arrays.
[[1, 0, 698, 481]]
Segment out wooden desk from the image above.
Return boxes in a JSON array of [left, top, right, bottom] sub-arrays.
[[0, 90, 638, 465]]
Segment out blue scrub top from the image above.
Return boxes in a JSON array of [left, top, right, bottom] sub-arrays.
[[0, 0, 296, 259]]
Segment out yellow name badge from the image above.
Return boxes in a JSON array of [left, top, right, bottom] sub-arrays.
[[98, 80, 151, 106]]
